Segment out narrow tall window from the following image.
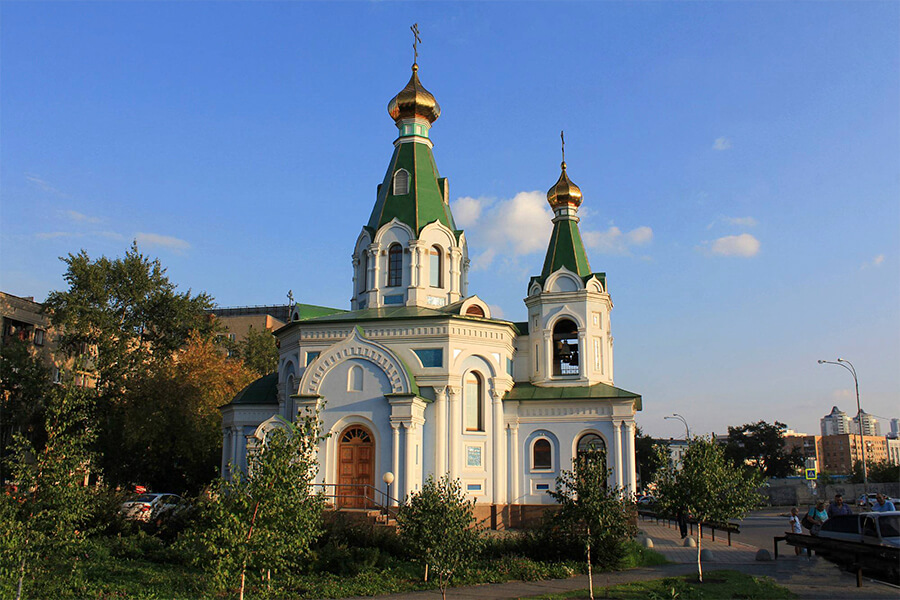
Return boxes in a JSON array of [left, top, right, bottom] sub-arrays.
[[388, 245, 402, 287], [552, 319, 580, 376], [429, 245, 442, 288], [533, 439, 552, 470], [464, 372, 483, 432], [593, 337, 601, 372], [359, 252, 369, 293], [348, 365, 363, 391], [393, 169, 409, 195]]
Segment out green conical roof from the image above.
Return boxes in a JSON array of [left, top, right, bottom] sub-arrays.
[[367, 141, 458, 237], [540, 218, 592, 281]]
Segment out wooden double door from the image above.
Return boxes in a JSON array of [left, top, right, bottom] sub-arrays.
[[337, 426, 375, 509]]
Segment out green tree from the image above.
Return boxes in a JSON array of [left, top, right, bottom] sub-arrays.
[[0, 339, 53, 483], [121, 333, 256, 493], [656, 436, 762, 582], [241, 325, 278, 376], [851, 460, 900, 484], [180, 411, 324, 600], [44, 242, 216, 485], [635, 427, 668, 490], [397, 475, 482, 600], [0, 384, 97, 600], [723, 420, 804, 478], [547, 449, 637, 600]]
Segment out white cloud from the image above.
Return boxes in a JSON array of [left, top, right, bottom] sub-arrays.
[[488, 304, 505, 319], [25, 173, 68, 197], [861, 254, 885, 269], [709, 233, 760, 257], [35, 231, 81, 240], [61, 209, 102, 224], [713, 137, 732, 151], [134, 232, 191, 253], [453, 196, 486, 228], [706, 215, 759, 230], [583, 225, 654, 255]]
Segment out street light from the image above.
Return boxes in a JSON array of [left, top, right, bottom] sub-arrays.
[[664, 413, 691, 439], [818, 358, 868, 496]]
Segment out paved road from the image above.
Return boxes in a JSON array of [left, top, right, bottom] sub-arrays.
[[733, 507, 793, 552]]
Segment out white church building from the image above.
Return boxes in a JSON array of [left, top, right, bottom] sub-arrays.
[[221, 56, 642, 527]]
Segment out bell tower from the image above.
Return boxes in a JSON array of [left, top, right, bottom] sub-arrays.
[[525, 133, 614, 386]]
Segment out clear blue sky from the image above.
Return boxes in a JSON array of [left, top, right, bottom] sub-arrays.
[[2, 2, 898, 439]]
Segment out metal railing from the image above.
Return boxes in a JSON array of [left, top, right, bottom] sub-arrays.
[[312, 483, 400, 515]]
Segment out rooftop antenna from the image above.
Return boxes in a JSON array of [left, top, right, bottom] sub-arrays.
[[411, 23, 421, 65]]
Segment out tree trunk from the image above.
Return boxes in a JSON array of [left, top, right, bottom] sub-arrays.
[[696, 523, 703, 583], [587, 525, 594, 600], [15, 556, 25, 600], [239, 501, 262, 600]]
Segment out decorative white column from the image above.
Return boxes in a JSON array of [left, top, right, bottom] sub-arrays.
[[509, 423, 520, 503], [434, 386, 448, 475], [613, 420, 624, 490], [367, 245, 380, 306], [624, 421, 637, 497], [231, 427, 240, 474], [577, 331, 587, 380], [409, 243, 420, 288], [404, 423, 417, 499], [491, 389, 505, 504], [448, 386, 461, 480], [542, 331, 553, 379], [351, 255, 360, 306], [221, 428, 230, 477], [391, 423, 400, 506], [449, 248, 461, 301]]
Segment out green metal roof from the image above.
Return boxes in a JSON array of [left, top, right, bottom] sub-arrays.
[[294, 303, 347, 320], [504, 381, 642, 410], [540, 218, 592, 282], [367, 140, 460, 238], [229, 372, 278, 406]]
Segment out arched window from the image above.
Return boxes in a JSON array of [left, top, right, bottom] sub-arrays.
[[533, 438, 552, 470], [552, 318, 580, 376], [286, 374, 295, 396], [388, 244, 402, 287], [465, 305, 485, 317], [464, 371, 483, 432], [359, 252, 368, 293], [393, 169, 410, 195], [348, 365, 363, 392], [429, 245, 442, 288]]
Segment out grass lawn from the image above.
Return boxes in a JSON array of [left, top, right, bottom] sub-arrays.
[[523, 570, 796, 600]]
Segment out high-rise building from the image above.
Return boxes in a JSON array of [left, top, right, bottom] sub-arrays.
[[820, 406, 851, 436], [850, 410, 880, 437]]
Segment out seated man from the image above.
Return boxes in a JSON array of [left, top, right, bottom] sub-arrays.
[[827, 493, 852, 517]]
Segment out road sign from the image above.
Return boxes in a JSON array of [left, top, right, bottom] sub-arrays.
[[805, 468, 817, 480]]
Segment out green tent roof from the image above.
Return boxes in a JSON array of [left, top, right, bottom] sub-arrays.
[[504, 381, 642, 411], [367, 140, 460, 238], [228, 372, 279, 406], [539, 218, 592, 282], [293, 303, 347, 320]]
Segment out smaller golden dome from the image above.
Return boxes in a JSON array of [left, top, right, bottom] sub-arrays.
[[547, 161, 583, 209], [388, 64, 441, 124]]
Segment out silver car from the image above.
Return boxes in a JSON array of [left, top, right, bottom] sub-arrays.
[[817, 511, 900, 548]]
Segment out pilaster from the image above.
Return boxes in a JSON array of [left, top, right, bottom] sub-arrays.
[[448, 385, 461, 480], [613, 420, 624, 490]]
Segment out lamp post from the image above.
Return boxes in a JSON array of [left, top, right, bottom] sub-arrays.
[[382, 471, 395, 514], [664, 413, 691, 439], [818, 358, 868, 496]]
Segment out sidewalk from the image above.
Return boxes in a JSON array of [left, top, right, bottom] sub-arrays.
[[349, 519, 899, 600]]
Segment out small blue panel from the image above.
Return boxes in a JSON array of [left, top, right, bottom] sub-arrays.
[[306, 351, 320, 365], [466, 484, 482, 491], [536, 484, 550, 491], [506, 357, 514, 375], [413, 348, 443, 368], [383, 294, 404, 305]]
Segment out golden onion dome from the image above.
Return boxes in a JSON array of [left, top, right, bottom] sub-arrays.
[[388, 63, 441, 124], [547, 161, 583, 209]]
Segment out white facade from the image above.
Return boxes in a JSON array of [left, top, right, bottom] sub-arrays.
[[220, 59, 642, 522]]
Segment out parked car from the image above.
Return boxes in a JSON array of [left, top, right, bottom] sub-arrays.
[[818, 511, 900, 548], [637, 495, 657, 506], [120, 493, 184, 522]]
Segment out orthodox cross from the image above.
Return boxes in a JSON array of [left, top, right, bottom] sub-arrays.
[[287, 289, 294, 306], [561, 130, 566, 164], [411, 23, 421, 64]]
